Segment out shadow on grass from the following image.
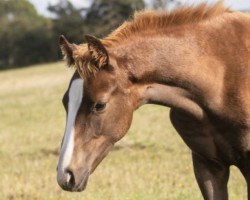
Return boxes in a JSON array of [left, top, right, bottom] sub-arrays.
[[112, 142, 149, 151]]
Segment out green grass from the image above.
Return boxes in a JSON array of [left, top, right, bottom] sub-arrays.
[[0, 62, 247, 200]]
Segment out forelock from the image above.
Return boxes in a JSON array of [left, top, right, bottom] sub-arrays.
[[69, 44, 99, 79]]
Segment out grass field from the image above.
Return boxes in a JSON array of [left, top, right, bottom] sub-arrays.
[[0, 62, 247, 200]]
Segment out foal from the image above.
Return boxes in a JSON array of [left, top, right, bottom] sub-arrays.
[[56, 3, 250, 199]]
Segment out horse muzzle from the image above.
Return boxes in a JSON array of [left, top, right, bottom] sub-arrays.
[[57, 166, 90, 192]]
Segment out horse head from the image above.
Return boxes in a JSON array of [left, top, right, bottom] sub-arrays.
[[56, 35, 138, 191]]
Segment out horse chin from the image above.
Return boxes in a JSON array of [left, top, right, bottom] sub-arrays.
[[75, 175, 89, 192], [73, 170, 90, 192]]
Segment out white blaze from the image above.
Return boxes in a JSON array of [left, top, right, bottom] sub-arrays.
[[57, 78, 84, 184]]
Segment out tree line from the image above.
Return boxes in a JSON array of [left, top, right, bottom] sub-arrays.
[[0, 0, 177, 70]]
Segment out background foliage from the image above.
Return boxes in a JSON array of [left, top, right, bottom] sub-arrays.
[[0, 0, 179, 69]]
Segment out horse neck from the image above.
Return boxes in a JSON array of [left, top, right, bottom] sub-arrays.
[[110, 33, 225, 118]]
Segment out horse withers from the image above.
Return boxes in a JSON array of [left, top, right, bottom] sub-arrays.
[[56, 3, 250, 199]]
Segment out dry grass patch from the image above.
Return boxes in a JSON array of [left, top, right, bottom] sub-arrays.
[[0, 62, 247, 200]]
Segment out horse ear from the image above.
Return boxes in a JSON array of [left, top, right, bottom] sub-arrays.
[[59, 35, 76, 66], [85, 34, 109, 68]]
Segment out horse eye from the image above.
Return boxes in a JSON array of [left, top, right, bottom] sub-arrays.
[[93, 102, 106, 112]]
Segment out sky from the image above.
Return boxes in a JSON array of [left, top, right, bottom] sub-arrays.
[[28, 0, 250, 17], [28, 0, 92, 17]]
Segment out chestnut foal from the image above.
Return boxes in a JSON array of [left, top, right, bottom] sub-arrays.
[[56, 3, 250, 200]]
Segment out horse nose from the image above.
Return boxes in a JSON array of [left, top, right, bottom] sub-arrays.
[[57, 168, 75, 191]]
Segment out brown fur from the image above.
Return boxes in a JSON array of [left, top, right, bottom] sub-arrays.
[[68, 2, 229, 78], [57, 3, 250, 199]]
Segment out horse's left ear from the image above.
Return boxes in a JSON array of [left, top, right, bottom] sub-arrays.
[[85, 35, 109, 68], [59, 35, 76, 66]]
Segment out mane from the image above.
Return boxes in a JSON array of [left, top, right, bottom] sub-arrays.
[[103, 2, 228, 46], [73, 2, 228, 78]]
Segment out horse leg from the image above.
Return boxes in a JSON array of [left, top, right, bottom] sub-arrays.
[[192, 152, 230, 200]]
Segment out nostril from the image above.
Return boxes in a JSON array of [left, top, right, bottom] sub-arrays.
[[65, 169, 75, 189], [57, 168, 76, 191]]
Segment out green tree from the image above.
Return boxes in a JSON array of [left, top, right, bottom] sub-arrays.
[[48, 0, 86, 43], [85, 0, 145, 37], [0, 0, 38, 18], [150, 0, 181, 10], [0, 0, 55, 69], [48, 0, 87, 59]]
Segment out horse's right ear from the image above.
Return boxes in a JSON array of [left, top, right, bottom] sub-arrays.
[[59, 35, 76, 66]]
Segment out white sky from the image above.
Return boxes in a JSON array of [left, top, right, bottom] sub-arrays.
[[28, 0, 92, 17], [28, 0, 250, 17], [180, 0, 250, 10]]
